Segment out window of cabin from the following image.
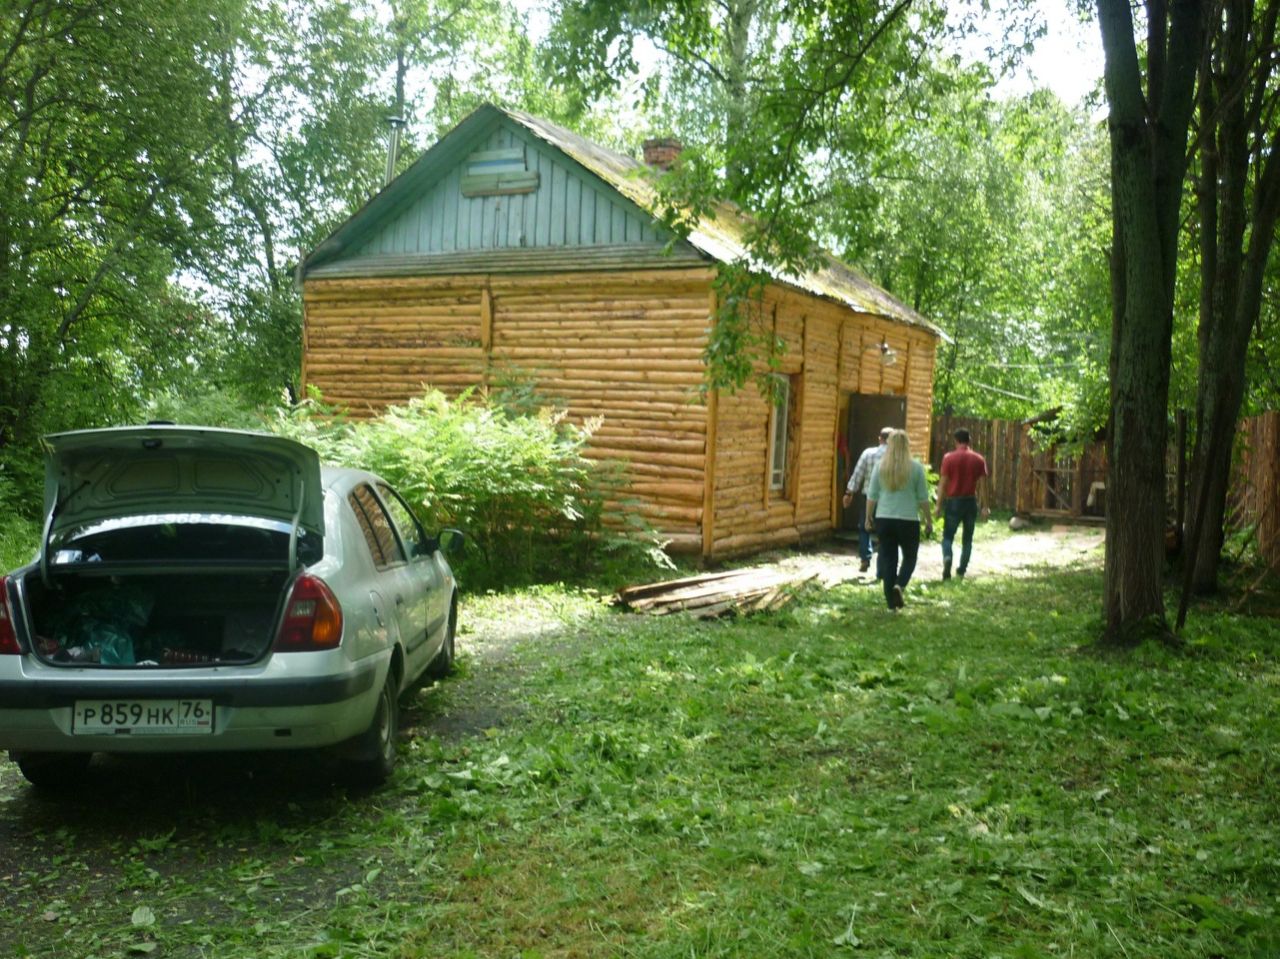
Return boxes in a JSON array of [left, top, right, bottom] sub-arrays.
[[460, 146, 540, 198], [769, 374, 791, 492], [767, 372, 803, 500]]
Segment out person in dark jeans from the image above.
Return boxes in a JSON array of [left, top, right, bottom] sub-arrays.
[[935, 427, 989, 580], [865, 429, 933, 610], [842, 426, 892, 574]]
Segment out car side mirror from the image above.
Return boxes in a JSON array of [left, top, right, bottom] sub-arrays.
[[437, 528, 465, 556]]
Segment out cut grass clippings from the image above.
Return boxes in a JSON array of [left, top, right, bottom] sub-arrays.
[[0, 564, 1277, 958]]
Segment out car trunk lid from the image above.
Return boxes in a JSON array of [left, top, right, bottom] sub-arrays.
[[42, 426, 324, 567]]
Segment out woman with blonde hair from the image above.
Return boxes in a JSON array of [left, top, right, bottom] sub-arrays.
[[865, 429, 933, 609]]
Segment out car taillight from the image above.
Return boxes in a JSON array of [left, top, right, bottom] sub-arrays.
[[274, 574, 343, 652], [0, 576, 21, 655]]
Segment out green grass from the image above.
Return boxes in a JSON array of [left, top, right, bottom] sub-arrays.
[[0, 514, 38, 573], [0, 564, 1277, 958]]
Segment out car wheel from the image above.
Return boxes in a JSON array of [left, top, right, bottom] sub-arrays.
[[425, 600, 457, 680], [346, 671, 399, 786], [13, 751, 92, 789]]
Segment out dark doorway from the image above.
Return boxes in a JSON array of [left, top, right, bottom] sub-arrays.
[[838, 393, 907, 530]]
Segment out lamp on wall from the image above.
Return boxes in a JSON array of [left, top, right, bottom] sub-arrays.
[[872, 337, 897, 366]]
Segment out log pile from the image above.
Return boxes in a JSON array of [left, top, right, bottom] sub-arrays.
[[615, 562, 853, 618]]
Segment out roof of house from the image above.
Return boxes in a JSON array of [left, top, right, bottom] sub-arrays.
[[301, 103, 940, 338]]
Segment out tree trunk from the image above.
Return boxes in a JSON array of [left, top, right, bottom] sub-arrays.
[[722, 0, 759, 194], [1102, 148, 1174, 641], [1096, 0, 1206, 643], [1185, 0, 1280, 596]]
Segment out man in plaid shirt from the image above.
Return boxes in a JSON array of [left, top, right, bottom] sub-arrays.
[[841, 426, 892, 573]]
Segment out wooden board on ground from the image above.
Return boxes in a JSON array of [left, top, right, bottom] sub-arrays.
[[616, 563, 856, 618]]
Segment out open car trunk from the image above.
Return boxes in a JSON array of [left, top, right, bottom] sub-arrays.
[[21, 522, 301, 668], [23, 571, 291, 667]]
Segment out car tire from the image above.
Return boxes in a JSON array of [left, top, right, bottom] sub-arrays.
[[343, 670, 399, 787], [425, 599, 457, 680], [13, 751, 92, 789]]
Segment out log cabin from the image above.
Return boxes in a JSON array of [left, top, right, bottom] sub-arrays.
[[299, 104, 944, 559]]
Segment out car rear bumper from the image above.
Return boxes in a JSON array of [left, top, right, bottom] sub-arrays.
[[0, 656, 384, 754]]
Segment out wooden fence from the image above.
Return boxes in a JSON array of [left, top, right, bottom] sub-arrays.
[[929, 414, 1108, 522], [1230, 411, 1280, 567], [930, 414, 1025, 511], [931, 411, 1279, 557]]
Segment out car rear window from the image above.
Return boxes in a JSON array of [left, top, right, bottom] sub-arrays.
[[52, 515, 322, 566], [348, 486, 405, 569]]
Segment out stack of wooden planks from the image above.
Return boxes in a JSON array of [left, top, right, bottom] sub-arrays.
[[616, 563, 849, 618]]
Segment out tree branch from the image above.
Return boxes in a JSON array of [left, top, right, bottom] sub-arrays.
[[56, 175, 169, 342]]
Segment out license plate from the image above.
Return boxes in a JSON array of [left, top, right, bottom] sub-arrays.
[[73, 699, 214, 735]]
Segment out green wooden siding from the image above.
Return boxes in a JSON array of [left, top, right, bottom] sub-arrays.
[[351, 121, 667, 259]]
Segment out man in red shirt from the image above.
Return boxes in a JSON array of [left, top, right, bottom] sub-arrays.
[[935, 428, 989, 580]]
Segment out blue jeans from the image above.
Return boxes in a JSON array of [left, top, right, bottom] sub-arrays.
[[857, 494, 874, 562], [942, 497, 979, 573], [875, 517, 920, 607]]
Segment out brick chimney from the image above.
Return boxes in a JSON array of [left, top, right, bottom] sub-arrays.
[[642, 137, 683, 171]]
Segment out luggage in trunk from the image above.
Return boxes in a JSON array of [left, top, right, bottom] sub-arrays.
[[23, 570, 290, 667]]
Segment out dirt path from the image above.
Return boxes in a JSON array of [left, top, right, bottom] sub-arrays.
[[770, 522, 1106, 586]]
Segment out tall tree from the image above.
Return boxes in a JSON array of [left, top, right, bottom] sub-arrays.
[[1183, 0, 1280, 598], [547, 0, 965, 395], [155, 0, 535, 406], [545, 0, 777, 191], [1095, 0, 1207, 642], [832, 81, 1113, 421], [207, 0, 390, 405], [0, 0, 249, 488]]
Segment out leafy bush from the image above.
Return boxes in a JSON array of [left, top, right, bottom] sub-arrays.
[[271, 390, 667, 591], [0, 443, 43, 522], [0, 514, 38, 572], [0, 466, 39, 570], [0, 386, 670, 589], [143, 386, 274, 431]]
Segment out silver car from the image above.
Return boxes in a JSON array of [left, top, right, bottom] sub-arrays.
[[0, 425, 462, 788]]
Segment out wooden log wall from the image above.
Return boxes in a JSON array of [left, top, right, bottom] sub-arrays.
[[303, 277, 487, 410], [710, 287, 937, 558], [488, 271, 712, 545], [839, 318, 934, 454], [304, 270, 940, 560], [304, 269, 714, 551]]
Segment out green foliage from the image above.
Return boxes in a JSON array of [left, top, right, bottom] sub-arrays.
[[1245, 251, 1280, 415], [0, 466, 37, 570], [0, 0, 546, 493], [270, 389, 668, 591], [0, 0, 252, 456], [545, 1, 1115, 422], [4, 562, 1277, 957], [845, 84, 1113, 426], [143, 387, 276, 432], [701, 265, 787, 394]]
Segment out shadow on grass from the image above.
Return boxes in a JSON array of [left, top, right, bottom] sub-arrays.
[[0, 749, 354, 840], [0, 691, 470, 861]]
